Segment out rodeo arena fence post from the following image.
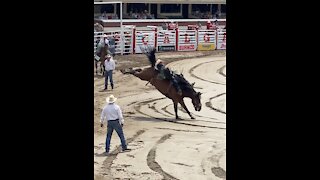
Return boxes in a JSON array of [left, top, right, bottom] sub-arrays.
[[94, 25, 226, 56]]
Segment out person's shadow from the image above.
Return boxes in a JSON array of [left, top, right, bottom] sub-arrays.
[[94, 152, 116, 157]]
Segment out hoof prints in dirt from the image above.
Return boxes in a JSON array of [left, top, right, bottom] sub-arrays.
[[205, 93, 226, 114], [171, 162, 194, 167], [217, 65, 226, 77], [147, 134, 178, 180], [211, 167, 226, 180], [100, 129, 146, 178]]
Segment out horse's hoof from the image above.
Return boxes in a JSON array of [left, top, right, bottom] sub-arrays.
[[191, 117, 195, 119], [120, 69, 130, 74]]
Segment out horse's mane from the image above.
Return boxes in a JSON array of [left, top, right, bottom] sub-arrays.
[[175, 74, 196, 93]]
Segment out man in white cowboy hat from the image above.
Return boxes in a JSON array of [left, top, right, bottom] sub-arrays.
[[100, 95, 131, 155], [103, 54, 116, 90]]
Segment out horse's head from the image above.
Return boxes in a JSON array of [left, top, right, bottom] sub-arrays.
[[191, 91, 202, 112]]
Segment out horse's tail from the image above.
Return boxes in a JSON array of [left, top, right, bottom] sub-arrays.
[[144, 46, 156, 67]]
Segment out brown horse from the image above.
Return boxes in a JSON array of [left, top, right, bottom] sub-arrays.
[[95, 41, 109, 76], [121, 67, 202, 120], [94, 24, 105, 75]]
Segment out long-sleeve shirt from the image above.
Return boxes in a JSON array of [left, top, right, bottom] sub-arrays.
[[104, 58, 115, 71], [100, 103, 124, 125]]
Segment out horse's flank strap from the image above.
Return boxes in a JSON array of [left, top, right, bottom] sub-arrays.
[[145, 78, 154, 86]]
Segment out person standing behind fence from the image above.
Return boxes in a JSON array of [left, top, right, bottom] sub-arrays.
[[162, 21, 168, 30], [100, 95, 131, 155], [103, 54, 115, 91]]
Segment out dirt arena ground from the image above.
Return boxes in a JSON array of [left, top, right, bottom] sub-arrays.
[[94, 50, 226, 180]]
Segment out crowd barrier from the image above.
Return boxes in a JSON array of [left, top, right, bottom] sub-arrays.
[[94, 26, 226, 55]]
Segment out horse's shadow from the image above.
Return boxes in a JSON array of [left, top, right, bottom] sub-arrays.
[[98, 89, 112, 92], [94, 152, 117, 157], [126, 115, 190, 123], [94, 74, 104, 78]]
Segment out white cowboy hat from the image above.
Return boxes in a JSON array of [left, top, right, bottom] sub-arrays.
[[103, 34, 108, 38], [106, 95, 117, 104], [105, 54, 111, 58]]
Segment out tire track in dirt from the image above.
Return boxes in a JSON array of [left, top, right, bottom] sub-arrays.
[[205, 93, 226, 114], [133, 97, 175, 119], [181, 118, 226, 125], [155, 127, 207, 133], [134, 98, 225, 129], [189, 60, 226, 85], [149, 102, 171, 117], [163, 104, 223, 122], [146, 98, 223, 123], [217, 65, 226, 77], [161, 104, 175, 116], [100, 129, 146, 178], [147, 134, 178, 180]]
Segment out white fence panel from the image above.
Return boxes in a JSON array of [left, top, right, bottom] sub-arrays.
[[177, 30, 197, 51], [135, 31, 156, 54], [198, 30, 217, 51], [217, 29, 226, 50], [157, 30, 176, 52]]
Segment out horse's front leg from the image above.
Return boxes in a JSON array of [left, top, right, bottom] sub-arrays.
[[173, 100, 180, 120], [179, 99, 195, 119], [101, 64, 105, 76]]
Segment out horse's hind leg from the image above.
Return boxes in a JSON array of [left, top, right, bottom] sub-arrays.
[[173, 100, 180, 120], [95, 61, 98, 75], [179, 100, 195, 119]]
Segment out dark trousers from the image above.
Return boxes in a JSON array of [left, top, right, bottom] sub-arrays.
[[105, 120, 127, 152], [104, 70, 114, 89]]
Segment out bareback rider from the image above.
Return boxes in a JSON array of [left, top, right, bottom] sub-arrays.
[[154, 59, 183, 96], [96, 34, 111, 58]]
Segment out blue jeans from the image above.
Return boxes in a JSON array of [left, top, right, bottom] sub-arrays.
[[105, 120, 127, 153], [104, 70, 114, 89]]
